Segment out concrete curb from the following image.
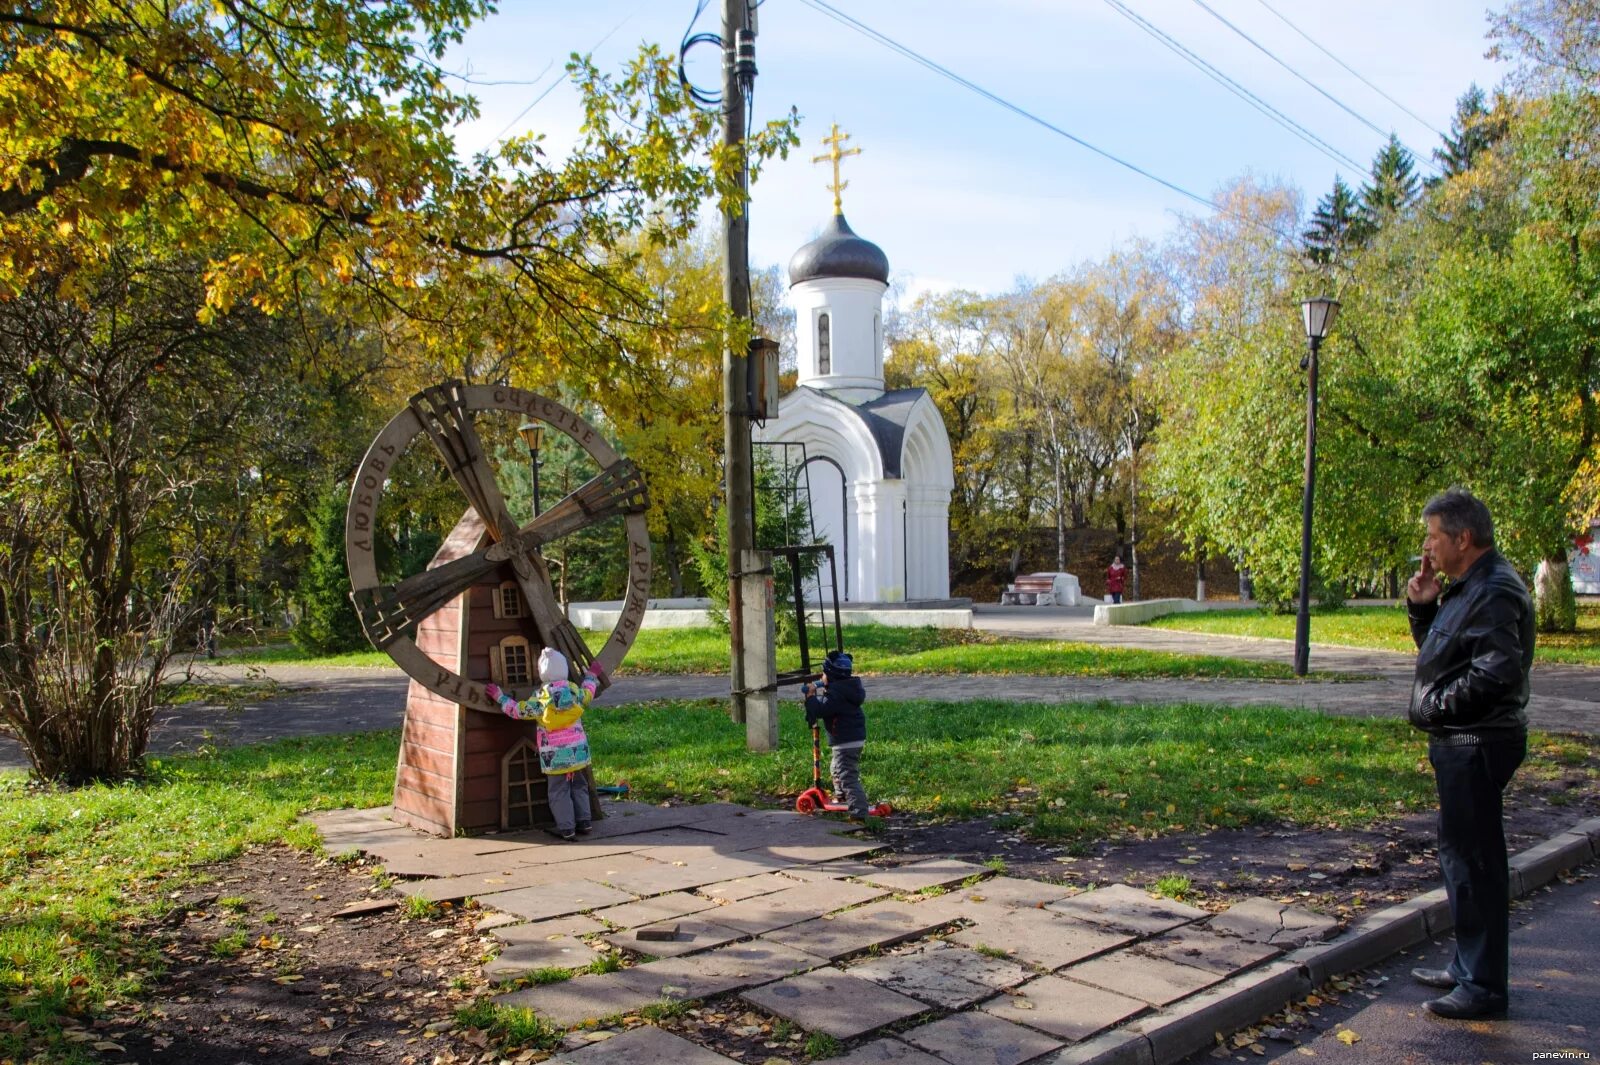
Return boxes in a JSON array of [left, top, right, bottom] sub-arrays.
[[1115, 815, 1600, 1065], [1124, 959, 1310, 1063], [1092, 599, 1203, 627]]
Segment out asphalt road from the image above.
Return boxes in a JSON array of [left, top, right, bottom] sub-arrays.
[[1183, 868, 1600, 1065]]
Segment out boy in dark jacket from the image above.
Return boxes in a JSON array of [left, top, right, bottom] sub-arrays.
[[801, 650, 874, 819]]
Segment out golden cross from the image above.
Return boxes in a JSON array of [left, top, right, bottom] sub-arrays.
[[811, 123, 862, 215]]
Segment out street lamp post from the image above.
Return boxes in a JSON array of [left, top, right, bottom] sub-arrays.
[[518, 421, 544, 517], [1294, 296, 1340, 677]]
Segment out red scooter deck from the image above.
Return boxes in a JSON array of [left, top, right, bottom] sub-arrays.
[[794, 722, 891, 817]]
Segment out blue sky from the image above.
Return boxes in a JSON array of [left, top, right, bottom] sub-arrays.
[[444, 1, 1506, 298]]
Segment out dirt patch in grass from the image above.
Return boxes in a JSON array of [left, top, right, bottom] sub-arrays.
[[104, 847, 495, 1065], [884, 747, 1600, 919]]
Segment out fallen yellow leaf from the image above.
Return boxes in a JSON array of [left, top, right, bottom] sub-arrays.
[[1336, 1030, 1360, 1045]]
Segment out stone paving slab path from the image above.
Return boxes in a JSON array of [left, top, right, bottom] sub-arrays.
[[846, 941, 1031, 1008], [599, 856, 784, 897], [699, 871, 796, 901], [1046, 883, 1209, 936], [949, 906, 1134, 970], [705, 880, 889, 935], [854, 858, 991, 892], [764, 899, 958, 961], [978, 973, 1146, 1043], [293, 801, 1600, 1065], [739, 966, 930, 1039], [1133, 925, 1282, 974], [1202, 896, 1340, 947], [829, 1039, 949, 1065], [551, 1025, 738, 1063], [618, 940, 821, 1001], [1057, 948, 1224, 1006], [470, 879, 636, 922], [496, 968, 673, 1028], [776, 859, 882, 882], [602, 917, 747, 958], [492, 913, 609, 946], [485, 933, 601, 982], [920, 875, 1079, 912], [899, 1011, 1065, 1065], [395, 851, 665, 902], [592, 891, 721, 930]]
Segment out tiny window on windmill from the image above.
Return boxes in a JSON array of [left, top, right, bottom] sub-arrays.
[[493, 636, 534, 687], [493, 581, 524, 619]]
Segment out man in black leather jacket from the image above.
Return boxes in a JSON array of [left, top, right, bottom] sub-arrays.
[[1404, 489, 1534, 1020]]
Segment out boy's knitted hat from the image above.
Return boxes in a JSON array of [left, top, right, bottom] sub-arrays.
[[823, 649, 853, 677], [538, 647, 569, 685]]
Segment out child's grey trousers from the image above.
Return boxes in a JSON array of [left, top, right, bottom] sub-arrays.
[[830, 745, 869, 818], [547, 771, 592, 833]]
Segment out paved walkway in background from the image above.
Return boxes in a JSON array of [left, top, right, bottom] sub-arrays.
[[2, 605, 1597, 769]]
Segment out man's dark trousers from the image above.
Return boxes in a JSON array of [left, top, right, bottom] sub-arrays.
[[1430, 736, 1526, 1002]]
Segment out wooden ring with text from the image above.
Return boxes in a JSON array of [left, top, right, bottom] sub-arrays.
[[344, 382, 651, 713]]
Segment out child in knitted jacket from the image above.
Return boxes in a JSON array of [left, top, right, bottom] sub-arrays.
[[486, 648, 603, 841]]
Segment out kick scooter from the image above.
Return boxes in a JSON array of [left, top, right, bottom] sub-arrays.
[[794, 721, 891, 817]]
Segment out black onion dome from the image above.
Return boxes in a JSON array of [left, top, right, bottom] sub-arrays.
[[788, 213, 890, 285]]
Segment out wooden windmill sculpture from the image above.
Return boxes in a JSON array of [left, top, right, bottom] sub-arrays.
[[345, 382, 651, 837]]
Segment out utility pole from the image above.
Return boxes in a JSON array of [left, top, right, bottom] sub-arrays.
[[721, 0, 776, 748]]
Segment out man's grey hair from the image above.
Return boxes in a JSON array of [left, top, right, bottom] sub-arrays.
[[1422, 489, 1495, 549]]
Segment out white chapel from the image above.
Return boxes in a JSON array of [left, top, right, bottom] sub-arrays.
[[755, 127, 955, 603]]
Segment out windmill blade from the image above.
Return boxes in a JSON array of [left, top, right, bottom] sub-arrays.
[[409, 381, 515, 542]]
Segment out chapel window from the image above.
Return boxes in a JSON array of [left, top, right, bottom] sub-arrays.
[[818, 312, 831, 374]]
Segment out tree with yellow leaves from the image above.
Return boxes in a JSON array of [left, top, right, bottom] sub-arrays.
[[0, 1, 798, 782]]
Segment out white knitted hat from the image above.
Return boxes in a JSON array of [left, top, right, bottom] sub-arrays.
[[537, 647, 568, 685]]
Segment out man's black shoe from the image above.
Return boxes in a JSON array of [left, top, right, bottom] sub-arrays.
[[1411, 968, 1456, 990], [1425, 987, 1507, 1019]]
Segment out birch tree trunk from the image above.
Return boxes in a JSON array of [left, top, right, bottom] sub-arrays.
[[1534, 555, 1577, 632]]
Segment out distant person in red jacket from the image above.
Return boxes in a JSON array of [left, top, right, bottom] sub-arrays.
[[1106, 553, 1128, 603]]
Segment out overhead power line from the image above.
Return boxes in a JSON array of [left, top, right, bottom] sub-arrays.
[[792, 0, 1298, 245], [1099, 0, 1365, 172], [1249, 0, 1447, 139], [489, 14, 635, 146], [1187, 0, 1435, 169]]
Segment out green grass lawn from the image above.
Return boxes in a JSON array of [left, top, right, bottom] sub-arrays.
[[228, 624, 1310, 679], [591, 700, 1530, 837], [0, 734, 396, 1063], [1148, 602, 1600, 666], [223, 643, 393, 668], [158, 679, 281, 706], [1, 709, 1592, 1061]]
